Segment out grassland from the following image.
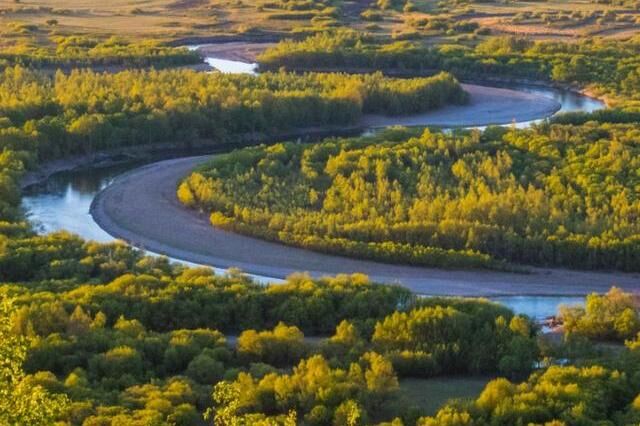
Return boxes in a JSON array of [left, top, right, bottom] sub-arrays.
[[0, 0, 360, 47], [399, 377, 491, 415], [0, 0, 638, 52]]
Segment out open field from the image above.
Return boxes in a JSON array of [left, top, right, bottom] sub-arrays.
[[0, 0, 368, 47], [1, 0, 638, 51], [403, 0, 640, 41], [400, 377, 491, 415]]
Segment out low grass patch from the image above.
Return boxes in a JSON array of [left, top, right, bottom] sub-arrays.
[[0, 0, 638, 49], [400, 376, 491, 415]]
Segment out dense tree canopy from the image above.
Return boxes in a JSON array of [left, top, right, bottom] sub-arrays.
[[372, 300, 537, 379], [209, 353, 400, 425], [418, 363, 640, 425], [0, 235, 541, 424], [0, 36, 200, 69], [0, 22, 639, 425], [0, 65, 464, 166], [1, 239, 411, 335], [258, 31, 640, 107], [181, 124, 640, 271], [0, 297, 68, 425]]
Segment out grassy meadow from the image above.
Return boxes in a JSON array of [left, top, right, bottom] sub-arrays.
[[0, 0, 638, 51]]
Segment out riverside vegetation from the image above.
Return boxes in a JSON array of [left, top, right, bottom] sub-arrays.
[[0, 10, 640, 426], [1, 250, 542, 424], [180, 123, 640, 272], [0, 66, 464, 169], [0, 60, 472, 425], [0, 35, 200, 70], [2, 250, 640, 424], [258, 31, 640, 107], [180, 32, 640, 273]]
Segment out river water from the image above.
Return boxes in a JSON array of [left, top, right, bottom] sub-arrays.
[[21, 50, 605, 318], [19, 164, 592, 317]]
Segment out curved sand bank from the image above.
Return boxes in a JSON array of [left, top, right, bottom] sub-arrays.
[[89, 85, 634, 296], [91, 154, 640, 297], [193, 42, 275, 63], [363, 84, 561, 128]]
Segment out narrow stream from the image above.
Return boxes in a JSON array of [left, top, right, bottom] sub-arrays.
[[21, 48, 606, 317]]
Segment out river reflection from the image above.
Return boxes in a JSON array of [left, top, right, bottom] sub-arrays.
[[492, 295, 584, 320], [22, 164, 138, 242]]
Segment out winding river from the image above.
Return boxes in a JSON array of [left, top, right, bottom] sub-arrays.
[[21, 48, 624, 318]]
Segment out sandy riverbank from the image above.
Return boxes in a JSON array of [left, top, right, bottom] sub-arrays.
[[90, 153, 639, 297], [22, 82, 559, 189], [193, 42, 275, 63], [85, 84, 593, 297], [364, 84, 560, 128]]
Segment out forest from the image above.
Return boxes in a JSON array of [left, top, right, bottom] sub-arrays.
[[0, 241, 543, 424], [0, 66, 464, 167], [0, 36, 201, 69], [3, 245, 640, 424], [180, 124, 640, 271], [5, 225, 639, 425], [258, 31, 640, 107], [0, 59, 533, 423], [1, 2, 640, 422]]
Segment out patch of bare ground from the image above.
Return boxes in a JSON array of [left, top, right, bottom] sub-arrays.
[[194, 42, 275, 62], [342, 0, 374, 19], [472, 18, 583, 37], [361, 83, 560, 128], [167, 0, 208, 10]]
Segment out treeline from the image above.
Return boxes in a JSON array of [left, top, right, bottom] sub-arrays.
[[550, 108, 640, 125], [0, 66, 464, 165], [0, 36, 200, 69], [181, 124, 640, 271], [0, 64, 465, 225], [0, 230, 414, 423], [209, 353, 401, 425], [5, 281, 640, 424], [1, 240, 536, 425], [2, 233, 410, 335], [257, 31, 640, 105], [371, 298, 537, 379]]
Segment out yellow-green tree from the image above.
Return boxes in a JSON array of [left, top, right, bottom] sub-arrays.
[[0, 297, 68, 425]]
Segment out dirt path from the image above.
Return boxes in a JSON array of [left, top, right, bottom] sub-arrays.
[[90, 154, 639, 296]]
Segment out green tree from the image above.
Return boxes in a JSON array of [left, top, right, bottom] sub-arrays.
[[0, 297, 68, 425]]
